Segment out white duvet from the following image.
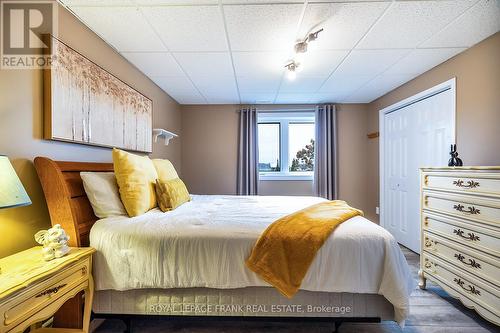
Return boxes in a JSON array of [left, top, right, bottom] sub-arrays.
[[90, 195, 415, 323]]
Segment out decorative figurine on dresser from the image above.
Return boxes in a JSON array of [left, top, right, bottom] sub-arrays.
[[419, 166, 500, 325]]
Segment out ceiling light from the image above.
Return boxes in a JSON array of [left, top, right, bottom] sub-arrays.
[[285, 61, 298, 80], [307, 28, 323, 43], [294, 41, 307, 54], [283, 28, 323, 80]]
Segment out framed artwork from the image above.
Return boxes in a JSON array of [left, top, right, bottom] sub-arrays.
[[43, 35, 153, 153]]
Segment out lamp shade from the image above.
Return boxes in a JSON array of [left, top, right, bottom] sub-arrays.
[[0, 155, 31, 209]]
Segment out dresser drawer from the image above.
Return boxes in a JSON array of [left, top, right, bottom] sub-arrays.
[[422, 253, 500, 323], [423, 232, 499, 287], [423, 212, 500, 257], [423, 172, 500, 197], [423, 191, 500, 226], [0, 256, 90, 331]]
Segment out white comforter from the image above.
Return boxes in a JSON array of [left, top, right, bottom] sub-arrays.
[[90, 195, 415, 323]]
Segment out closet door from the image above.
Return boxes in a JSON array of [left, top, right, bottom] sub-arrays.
[[384, 103, 411, 249], [382, 86, 454, 253]]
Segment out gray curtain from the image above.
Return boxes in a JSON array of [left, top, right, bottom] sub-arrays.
[[314, 104, 338, 200], [237, 107, 259, 195]]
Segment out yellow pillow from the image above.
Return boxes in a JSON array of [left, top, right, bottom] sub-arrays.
[[112, 148, 158, 217], [152, 159, 179, 182], [155, 178, 190, 212]]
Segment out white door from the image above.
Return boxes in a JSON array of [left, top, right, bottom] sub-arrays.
[[381, 81, 455, 253]]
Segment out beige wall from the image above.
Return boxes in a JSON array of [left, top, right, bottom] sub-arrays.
[[366, 32, 500, 223], [180, 103, 373, 218], [0, 5, 181, 258], [180, 105, 239, 195]]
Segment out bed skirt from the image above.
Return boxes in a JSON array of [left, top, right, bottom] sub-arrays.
[[93, 287, 395, 320]]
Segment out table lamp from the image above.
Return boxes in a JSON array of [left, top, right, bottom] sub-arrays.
[[0, 155, 32, 274]]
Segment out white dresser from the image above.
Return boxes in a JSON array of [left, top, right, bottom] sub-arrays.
[[419, 167, 500, 326]]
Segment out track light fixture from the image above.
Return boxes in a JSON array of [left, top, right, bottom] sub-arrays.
[[307, 28, 323, 43], [285, 61, 299, 80], [285, 28, 323, 80]]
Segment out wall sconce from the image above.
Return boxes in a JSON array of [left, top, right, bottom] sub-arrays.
[[153, 128, 178, 145]]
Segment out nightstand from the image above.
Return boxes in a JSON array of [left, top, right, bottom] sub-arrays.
[[0, 247, 95, 333]]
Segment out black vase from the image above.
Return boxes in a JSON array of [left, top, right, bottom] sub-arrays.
[[448, 144, 463, 167]]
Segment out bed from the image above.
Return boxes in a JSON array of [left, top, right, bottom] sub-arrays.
[[34, 157, 415, 331]]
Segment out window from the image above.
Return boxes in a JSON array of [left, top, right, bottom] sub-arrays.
[[258, 112, 315, 180]]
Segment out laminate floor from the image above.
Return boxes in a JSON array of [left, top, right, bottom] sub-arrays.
[[91, 246, 498, 333]]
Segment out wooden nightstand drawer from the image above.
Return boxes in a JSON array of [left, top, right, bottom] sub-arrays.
[[1, 257, 90, 330], [0, 247, 95, 333]]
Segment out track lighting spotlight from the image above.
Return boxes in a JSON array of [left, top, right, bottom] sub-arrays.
[[285, 61, 298, 80]]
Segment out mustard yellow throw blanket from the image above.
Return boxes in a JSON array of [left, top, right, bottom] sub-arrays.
[[246, 200, 363, 298]]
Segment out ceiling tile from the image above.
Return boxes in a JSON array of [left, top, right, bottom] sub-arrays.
[[297, 50, 348, 77], [191, 76, 240, 104], [319, 74, 372, 95], [71, 6, 167, 52], [222, 0, 303, 4], [357, 0, 476, 49], [63, 0, 135, 5], [237, 76, 282, 93], [279, 76, 325, 93], [240, 93, 277, 104], [121, 52, 185, 76], [421, 0, 500, 48], [274, 93, 313, 104], [385, 48, 465, 76], [173, 53, 234, 77], [232, 51, 288, 77], [343, 74, 414, 103], [151, 76, 206, 103], [143, 6, 228, 52], [223, 4, 304, 52], [136, 1, 218, 4], [299, 2, 389, 50], [308, 92, 346, 104], [333, 49, 410, 78]]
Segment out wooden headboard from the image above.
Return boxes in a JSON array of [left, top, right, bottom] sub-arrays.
[[34, 157, 113, 247]]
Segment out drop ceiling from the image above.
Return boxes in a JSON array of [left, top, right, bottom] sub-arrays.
[[60, 0, 500, 105]]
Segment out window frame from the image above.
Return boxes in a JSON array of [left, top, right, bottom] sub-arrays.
[[258, 112, 315, 181]]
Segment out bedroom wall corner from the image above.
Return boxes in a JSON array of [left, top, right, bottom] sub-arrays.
[[180, 103, 373, 219], [0, 4, 182, 258]]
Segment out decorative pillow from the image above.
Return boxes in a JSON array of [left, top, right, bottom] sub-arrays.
[[152, 159, 179, 182], [80, 172, 127, 219], [155, 178, 190, 212], [112, 148, 158, 217]]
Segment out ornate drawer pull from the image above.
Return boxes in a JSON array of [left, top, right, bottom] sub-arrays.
[[453, 278, 481, 296], [453, 228, 480, 241], [453, 203, 480, 215], [454, 253, 481, 269], [35, 284, 67, 298], [453, 179, 480, 189]]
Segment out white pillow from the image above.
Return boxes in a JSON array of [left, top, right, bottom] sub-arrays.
[[80, 172, 127, 219]]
